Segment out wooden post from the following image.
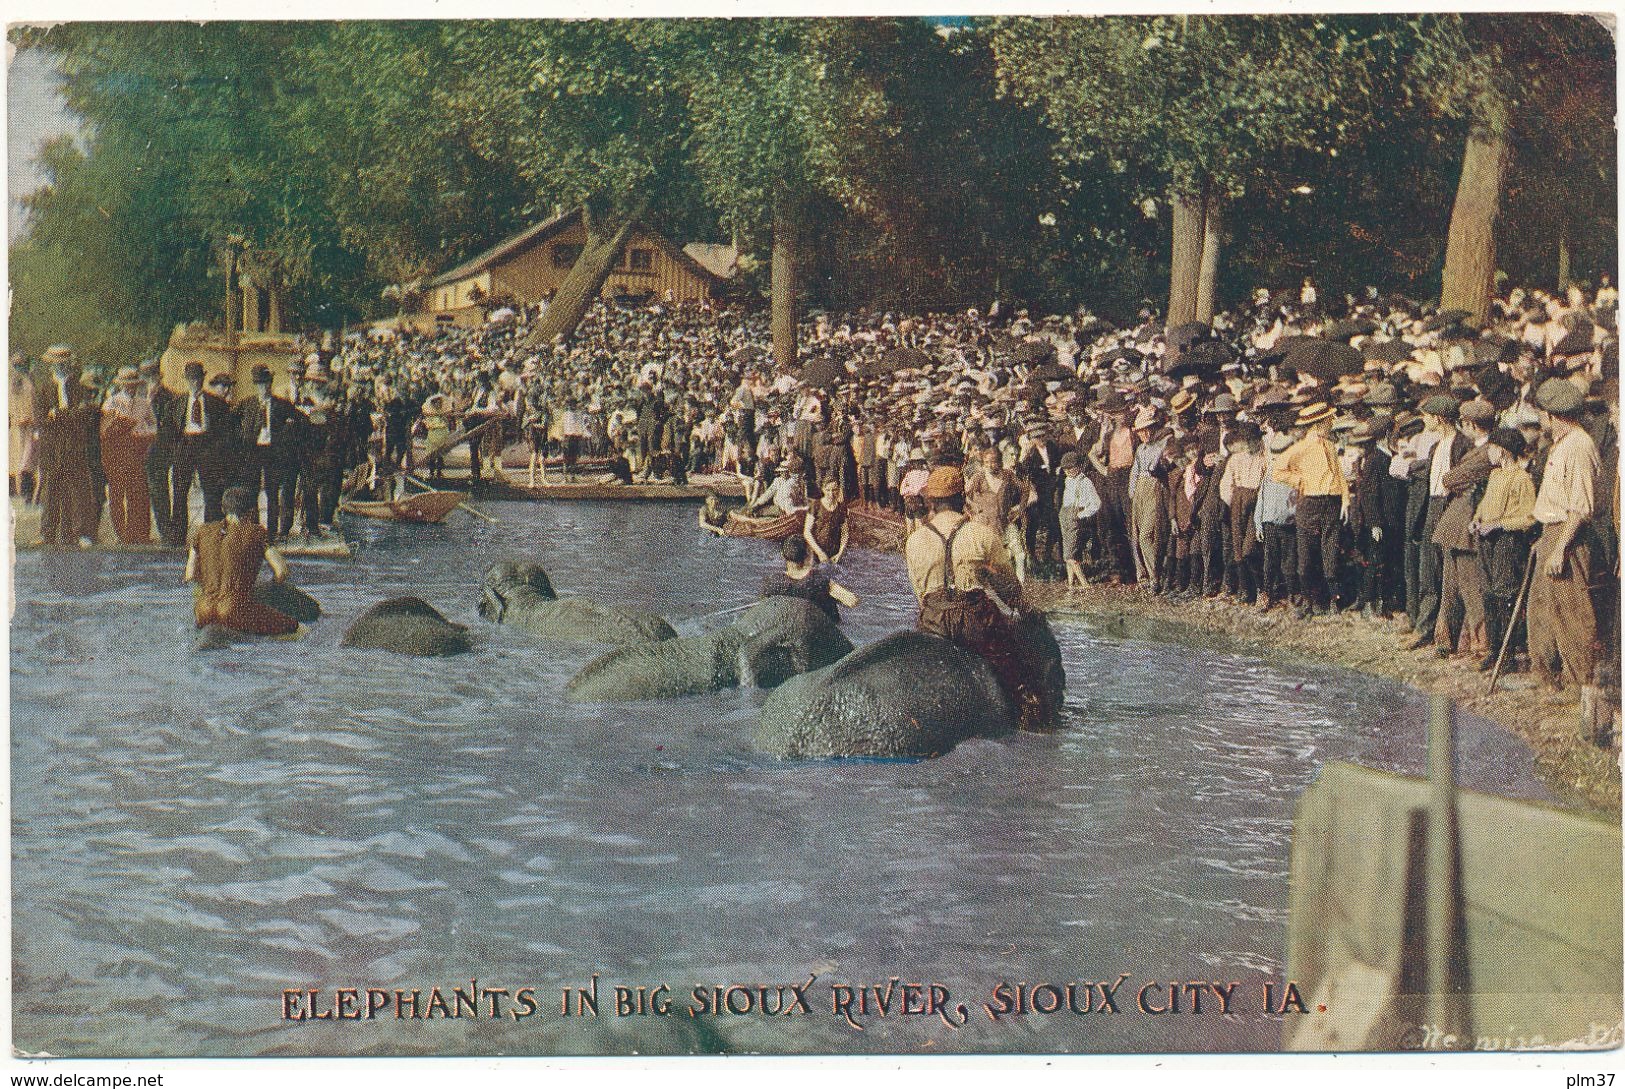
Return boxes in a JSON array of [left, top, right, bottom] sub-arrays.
[[1426, 695, 1473, 1047]]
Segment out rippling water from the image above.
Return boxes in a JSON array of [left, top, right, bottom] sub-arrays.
[[11, 500, 1554, 1056]]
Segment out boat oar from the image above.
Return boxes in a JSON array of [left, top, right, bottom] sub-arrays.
[[405, 473, 500, 524]]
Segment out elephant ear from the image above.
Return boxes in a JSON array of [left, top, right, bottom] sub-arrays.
[[518, 565, 557, 600]]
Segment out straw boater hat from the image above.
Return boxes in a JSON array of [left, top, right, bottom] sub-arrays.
[[1296, 402, 1334, 426], [1132, 405, 1159, 430], [114, 365, 141, 385], [43, 344, 74, 364], [1169, 389, 1197, 415]]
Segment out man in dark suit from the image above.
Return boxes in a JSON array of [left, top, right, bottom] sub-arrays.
[[165, 361, 234, 544], [141, 358, 179, 545], [32, 344, 101, 547], [1409, 395, 1473, 648], [237, 364, 307, 540]]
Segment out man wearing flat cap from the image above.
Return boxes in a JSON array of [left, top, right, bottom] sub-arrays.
[[32, 344, 101, 547], [905, 464, 1054, 730], [1272, 402, 1347, 617], [1473, 427, 1537, 670], [1409, 393, 1472, 647], [1525, 378, 1602, 696], [1430, 398, 1497, 659]]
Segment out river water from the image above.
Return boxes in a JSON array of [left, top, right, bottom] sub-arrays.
[[11, 500, 1555, 1057]]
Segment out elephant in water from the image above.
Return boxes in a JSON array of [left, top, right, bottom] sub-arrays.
[[566, 596, 853, 702], [192, 581, 322, 651], [479, 561, 676, 646], [755, 614, 1067, 759], [342, 597, 471, 656]]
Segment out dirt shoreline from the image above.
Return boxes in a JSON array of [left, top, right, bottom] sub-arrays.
[[1028, 581, 1622, 817]]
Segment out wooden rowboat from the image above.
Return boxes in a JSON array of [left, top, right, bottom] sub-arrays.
[[339, 490, 467, 524], [723, 508, 805, 541]]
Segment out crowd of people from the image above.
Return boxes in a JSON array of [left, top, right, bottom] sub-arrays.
[[10, 276, 1619, 712]]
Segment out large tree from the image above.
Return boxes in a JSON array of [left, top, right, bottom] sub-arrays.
[[434, 21, 701, 344], [659, 18, 897, 369], [1417, 14, 1616, 319], [991, 15, 1402, 332]]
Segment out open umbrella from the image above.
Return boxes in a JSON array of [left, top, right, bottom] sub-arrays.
[[1422, 308, 1472, 332], [1322, 317, 1378, 340], [797, 359, 848, 389], [1166, 340, 1235, 380], [1009, 340, 1058, 366], [1361, 339, 1413, 364], [1029, 361, 1074, 382], [1166, 322, 1213, 351], [1097, 346, 1143, 368], [1286, 337, 1364, 381]]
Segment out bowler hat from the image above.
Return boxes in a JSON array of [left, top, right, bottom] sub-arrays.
[[251, 364, 273, 384]]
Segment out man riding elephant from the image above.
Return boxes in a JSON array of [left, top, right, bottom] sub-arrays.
[[904, 464, 1058, 730]]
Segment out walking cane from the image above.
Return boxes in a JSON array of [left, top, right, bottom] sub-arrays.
[[1486, 543, 1538, 695]]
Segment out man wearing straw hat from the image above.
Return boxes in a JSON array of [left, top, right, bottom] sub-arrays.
[[32, 344, 101, 548], [99, 365, 158, 544], [1273, 401, 1347, 617]]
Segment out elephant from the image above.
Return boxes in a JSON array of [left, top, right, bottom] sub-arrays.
[[755, 623, 1067, 759], [479, 561, 676, 646], [566, 596, 853, 702], [253, 579, 322, 624], [191, 581, 321, 651], [342, 597, 471, 656]]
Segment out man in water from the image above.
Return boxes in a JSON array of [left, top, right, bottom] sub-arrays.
[[184, 484, 299, 636], [904, 465, 1052, 730]]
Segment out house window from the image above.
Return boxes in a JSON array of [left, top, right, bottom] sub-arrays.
[[628, 248, 653, 272], [553, 243, 583, 269]]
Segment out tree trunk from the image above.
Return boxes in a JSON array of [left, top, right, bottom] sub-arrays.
[[242, 280, 261, 334], [1557, 228, 1571, 295], [1440, 117, 1510, 324], [1196, 195, 1223, 323], [267, 285, 284, 334], [772, 189, 801, 372], [1167, 188, 1205, 333], [528, 200, 647, 346]]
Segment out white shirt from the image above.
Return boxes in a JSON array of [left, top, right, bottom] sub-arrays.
[[184, 391, 207, 435], [1428, 430, 1456, 498]]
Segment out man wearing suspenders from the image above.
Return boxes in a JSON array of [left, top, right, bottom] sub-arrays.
[[904, 464, 1055, 730]]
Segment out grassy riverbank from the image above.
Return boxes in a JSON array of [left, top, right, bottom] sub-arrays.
[[1030, 582, 1622, 818]]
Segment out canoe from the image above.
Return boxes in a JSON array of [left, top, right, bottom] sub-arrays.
[[339, 490, 467, 524], [724, 508, 806, 541]]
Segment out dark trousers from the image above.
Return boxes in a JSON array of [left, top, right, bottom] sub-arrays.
[[1481, 529, 1533, 662], [1295, 495, 1342, 608], [1411, 497, 1447, 637], [145, 448, 176, 545], [1197, 509, 1229, 594], [169, 439, 225, 544], [242, 450, 299, 539], [1262, 523, 1297, 601], [1101, 467, 1134, 580], [302, 457, 343, 532]]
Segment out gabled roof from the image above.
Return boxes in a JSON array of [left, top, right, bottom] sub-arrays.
[[424, 207, 733, 290], [424, 208, 578, 289], [683, 242, 740, 281]]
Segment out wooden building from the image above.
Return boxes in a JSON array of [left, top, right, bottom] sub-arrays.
[[410, 209, 736, 330]]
